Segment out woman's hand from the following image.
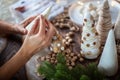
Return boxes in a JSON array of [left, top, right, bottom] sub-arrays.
[[11, 15, 38, 35], [0, 15, 37, 35], [21, 15, 55, 56], [0, 15, 55, 80]]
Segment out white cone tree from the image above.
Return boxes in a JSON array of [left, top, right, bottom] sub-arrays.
[[81, 12, 101, 59], [26, 6, 52, 31], [98, 29, 118, 76]]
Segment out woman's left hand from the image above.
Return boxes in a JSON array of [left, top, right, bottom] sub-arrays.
[[12, 15, 38, 35], [0, 15, 37, 35]]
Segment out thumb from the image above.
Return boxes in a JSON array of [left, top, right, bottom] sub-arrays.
[[17, 26, 28, 35]]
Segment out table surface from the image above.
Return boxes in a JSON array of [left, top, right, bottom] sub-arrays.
[[0, 0, 120, 80]]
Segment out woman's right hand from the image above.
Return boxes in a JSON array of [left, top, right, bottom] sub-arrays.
[[20, 15, 55, 56]]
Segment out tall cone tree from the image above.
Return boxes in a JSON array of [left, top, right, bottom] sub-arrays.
[[114, 11, 120, 40], [81, 12, 101, 59], [98, 29, 118, 76], [96, 0, 112, 45]]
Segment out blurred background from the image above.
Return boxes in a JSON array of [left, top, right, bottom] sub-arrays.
[[0, 0, 18, 23]]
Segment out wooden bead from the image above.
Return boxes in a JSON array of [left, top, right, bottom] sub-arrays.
[[68, 56, 72, 60], [68, 38, 73, 43], [71, 58, 76, 62], [66, 54, 69, 57], [66, 36, 70, 40], [68, 66, 73, 70], [71, 62, 75, 66], [77, 54, 81, 58], [55, 22, 59, 27], [70, 27, 76, 31], [46, 55, 51, 59], [51, 57, 56, 61], [62, 39, 66, 43], [52, 53, 56, 57], [66, 49, 71, 53], [65, 41, 70, 45], [41, 57, 46, 61], [66, 60, 70, 63], [73, 56, 78, 60], [51, 60, 55, 64], [68, 32, 74, 36], [60, 18, 64, 22], [70, 53, 74, 57], [72, 56, 78, 62], [79, 58, 84, 62], [76, 26, 80, 31], [66, 62, 70, 66], [66, 33, 69, 37]]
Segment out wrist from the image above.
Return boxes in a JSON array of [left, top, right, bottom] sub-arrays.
[[18, 45, 33, 59]]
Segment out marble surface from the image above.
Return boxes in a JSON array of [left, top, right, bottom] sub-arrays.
[[0, 0, 17, 23]]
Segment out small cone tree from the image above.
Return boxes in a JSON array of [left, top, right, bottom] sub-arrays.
[[96, 0, 112, 45], [81, 12, 101, 59]]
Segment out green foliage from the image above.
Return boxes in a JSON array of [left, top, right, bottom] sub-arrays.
[[83, 63, 105, 80], [56, 53, 66, 64], [80, 75, 90, 80], [38, 53, 106, 80], [38, 61, 55, 80]]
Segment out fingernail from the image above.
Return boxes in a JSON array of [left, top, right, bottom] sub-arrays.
[[20, 28, 27, 34], [24, 29, 27, 34], [40, 15, 42, 18], [35, 17, 39, 22]]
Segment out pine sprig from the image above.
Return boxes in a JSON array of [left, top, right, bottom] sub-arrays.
[[56, 53, 66, 64], [38, 61, 55, 80], [80, 75, 90, 80], [38, 53, 106, 80]]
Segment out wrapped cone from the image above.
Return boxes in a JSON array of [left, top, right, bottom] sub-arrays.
[[26, 6, 52, 31], [98, 29, 118, 76], [96, 0, 112, 45], [114, 11, 120, 39], [81, 12, 101, 59]]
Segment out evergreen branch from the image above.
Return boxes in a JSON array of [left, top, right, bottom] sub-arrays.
[[38, 53, 106, 80]]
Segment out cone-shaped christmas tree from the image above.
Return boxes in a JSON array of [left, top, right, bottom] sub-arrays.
[[26, 6, 52, 31], [114, 11, 120, 39], [98, 29, 118, 76], [96, 0, 112, 45], [81, 12, 101, 59]]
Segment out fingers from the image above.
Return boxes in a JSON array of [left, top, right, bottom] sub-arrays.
[[12, 24, 27, 35], [36, 18, 55, 49], [46, 21, 55, 39], [42, 20, 55, 47], [28, 18, 39, 35], [21, 15, 38, 28], [16, 25, 27, 35], [38, 15, 46, 35]]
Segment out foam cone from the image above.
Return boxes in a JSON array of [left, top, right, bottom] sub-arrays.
[[98, 29, 118, 76], [26, 6, 52, 31]]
